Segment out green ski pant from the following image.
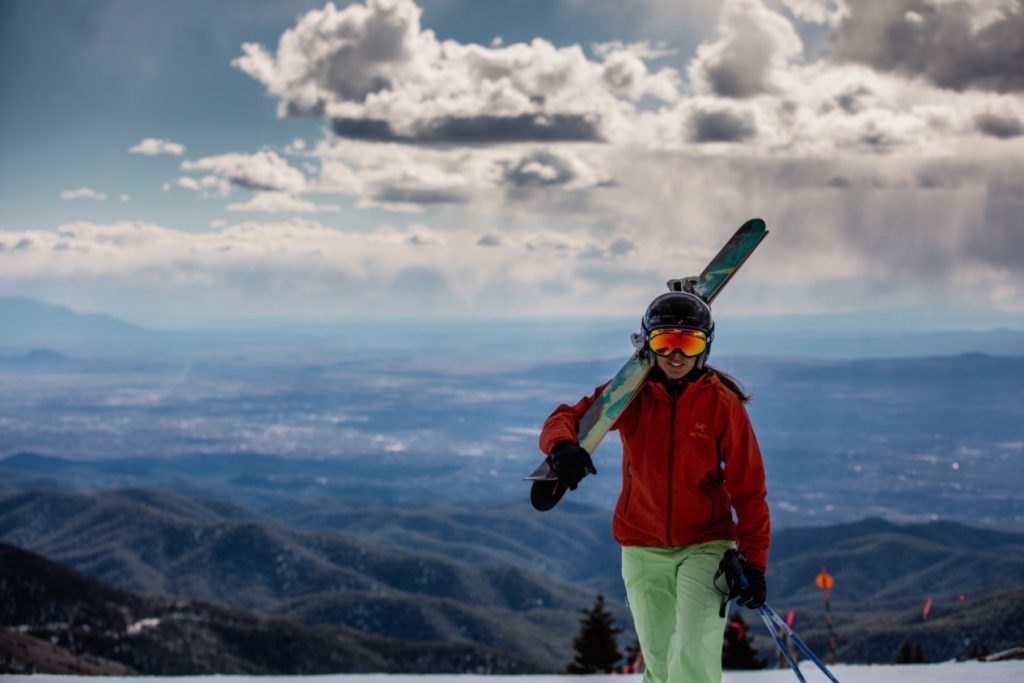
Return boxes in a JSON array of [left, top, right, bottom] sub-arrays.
[[622, 540, 734, 683]]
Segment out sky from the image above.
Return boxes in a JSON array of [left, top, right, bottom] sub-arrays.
[[1, 0, 1022, 330]]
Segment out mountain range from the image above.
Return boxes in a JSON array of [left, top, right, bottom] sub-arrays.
[[2, 487, 1023, 667], [0, 541, 540, 675]]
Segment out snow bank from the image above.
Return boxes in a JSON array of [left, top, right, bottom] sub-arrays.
[[7, 660, 1024, 683]]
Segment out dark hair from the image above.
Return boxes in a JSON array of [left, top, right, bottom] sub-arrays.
[[706, 365, 751, 404]]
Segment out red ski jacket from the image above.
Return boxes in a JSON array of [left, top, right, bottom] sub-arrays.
[[539, 370, 771, 570]]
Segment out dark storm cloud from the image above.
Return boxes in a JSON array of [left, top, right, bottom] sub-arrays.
[[975, 112, 1024, 139], [370, 186, 468, 205], [827, 1, 1024, 92], [688, 109, 757, 142], [331, 114, 602, 144]]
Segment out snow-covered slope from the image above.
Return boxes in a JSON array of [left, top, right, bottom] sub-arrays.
[[7, 660, 1024, 683]]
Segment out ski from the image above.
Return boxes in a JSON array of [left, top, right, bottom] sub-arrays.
[[527, 218, 768, 511]]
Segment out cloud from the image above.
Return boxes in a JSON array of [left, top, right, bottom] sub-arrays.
[[181, 151, 307, 193], [315, 138, 610, 211], [591, 40, 679, 61], [502, 150, 588, 188], [233, 0, 681, 144], [975, 111, 1024, 138], [688, 106, 758, 142], [227, 192, 341, 213], [688, 0, 803, 98], [330, 113, 602, 144], [226, 0, 1024, 220], [0, 219, 666, 322], [128, 137, 186, 156], [825, 0, 1024, 93], [60, 187, 107, 200]]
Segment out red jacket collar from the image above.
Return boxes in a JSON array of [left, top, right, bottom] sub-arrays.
[[645, 369, 719, 402]]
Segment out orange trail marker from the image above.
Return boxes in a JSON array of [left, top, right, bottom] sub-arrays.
[[815, 567, 838, 664]]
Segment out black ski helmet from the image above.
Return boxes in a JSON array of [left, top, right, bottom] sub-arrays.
[[640, 292, 715, 368]]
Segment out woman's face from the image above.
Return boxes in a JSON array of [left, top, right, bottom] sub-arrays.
[[655, 351, 697, 381]]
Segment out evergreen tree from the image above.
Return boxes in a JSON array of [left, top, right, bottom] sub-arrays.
[[567, 594, 623, 674], [722, 612, 767, 670]]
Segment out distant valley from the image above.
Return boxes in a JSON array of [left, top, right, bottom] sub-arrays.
[[2, 350, 1022, 529]]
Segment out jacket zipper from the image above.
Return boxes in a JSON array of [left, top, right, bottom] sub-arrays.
[[665, 399, 677, 545]]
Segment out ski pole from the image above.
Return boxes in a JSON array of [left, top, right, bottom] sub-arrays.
[[757, 607, 807, 683], [729, 564, 841, 683], [759, 604, 841, 683]]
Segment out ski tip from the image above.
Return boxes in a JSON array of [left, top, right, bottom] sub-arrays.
[[530, 479, 567, 511], [741, 217, 767, 233]]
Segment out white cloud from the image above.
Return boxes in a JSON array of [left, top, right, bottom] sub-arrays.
[[59, 187, 107, 201], [0, 219, 680, 321], [233, 0, 681, 144], [688, 0, 804, 98], [227, 192, 341, 214], [128, 137, 186, 156], [591, 40, 678, 61], [181, 151, 307, 193]]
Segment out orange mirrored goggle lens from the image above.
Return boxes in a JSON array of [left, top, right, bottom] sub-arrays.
[[649, 329, 707, 358]]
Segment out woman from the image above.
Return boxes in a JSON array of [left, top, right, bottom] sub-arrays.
[[539, 291, 770, 683]]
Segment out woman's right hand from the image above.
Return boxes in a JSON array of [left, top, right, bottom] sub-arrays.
[[550, 441, 597, 490]]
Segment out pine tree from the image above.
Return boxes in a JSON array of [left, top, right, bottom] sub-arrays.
[[722, 612, 767, 670], [567, 594, 623, 674]]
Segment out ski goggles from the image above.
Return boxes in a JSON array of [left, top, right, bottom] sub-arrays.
[[648, 329, 708, 358]]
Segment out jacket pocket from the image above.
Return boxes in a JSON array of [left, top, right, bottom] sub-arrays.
[[700, 470, 726, 521]]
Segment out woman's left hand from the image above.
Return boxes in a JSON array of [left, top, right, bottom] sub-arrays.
[[736, 563, 766, 609]]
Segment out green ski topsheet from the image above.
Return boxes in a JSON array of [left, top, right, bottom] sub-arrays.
[[525, 218, 768, 483]]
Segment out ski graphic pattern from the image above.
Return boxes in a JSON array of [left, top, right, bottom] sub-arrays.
[[527, 219, 768, 507]]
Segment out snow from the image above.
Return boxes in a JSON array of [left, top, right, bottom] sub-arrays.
[[7, 660, 1024, 683]]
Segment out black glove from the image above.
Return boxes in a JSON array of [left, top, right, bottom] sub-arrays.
[[549, 441, 596, 491], [716, 548, 767, 610]]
